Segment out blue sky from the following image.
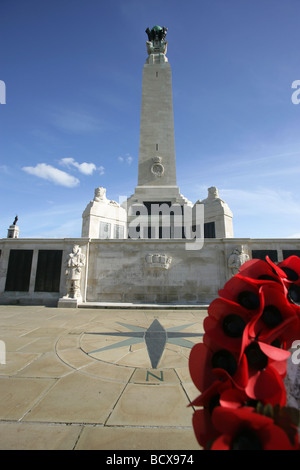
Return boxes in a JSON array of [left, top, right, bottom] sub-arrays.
[[1, 0, 300, 239]]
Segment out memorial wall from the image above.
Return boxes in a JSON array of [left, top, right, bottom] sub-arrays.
[[1, 237, 300, 306]]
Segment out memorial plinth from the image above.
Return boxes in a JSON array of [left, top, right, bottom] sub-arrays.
[[7, 225, 19, 239]]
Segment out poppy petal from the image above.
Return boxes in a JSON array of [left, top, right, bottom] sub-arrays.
[[258, 341, 290, 361], [245, 366, 285, 401], [192, 409, 220, 448], [219, 389, 246, 409], [189, 343, 216, 392]]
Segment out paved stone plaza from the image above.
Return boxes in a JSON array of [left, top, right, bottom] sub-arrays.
[[0, 305, 206, 450]]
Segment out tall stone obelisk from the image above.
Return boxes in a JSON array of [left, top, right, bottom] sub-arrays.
[[126, 26, 191, 214]]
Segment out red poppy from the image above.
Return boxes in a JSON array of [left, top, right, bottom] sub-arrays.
[[243, 358, 287, 405], [277, 255, 300, 286], [235, 292, 291, 404], [204, 297, 255, 353], [218, 275, 262, 310], [219, 387, 251, 409], [239, 286, 293, 366], [190, 378, 235, 408], [192, 409, 220, 449], [239, 257, 285, 284], [247, 283, 300, 349], [189, 341, 248, 394], [189, 343, 221, 393], [188, 256, 300, 450], [190, 381, 248, 449], [276, 256, 300, 306], [210, 407, 298, 450]]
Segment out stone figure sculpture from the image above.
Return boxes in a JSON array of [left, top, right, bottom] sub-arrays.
[[65, 245, 86, 299], [207, 186, 221, 201], [93, 187, 107, 202], [228, 246, 250, 275], [13, 215, 18, 225], [200, 187, 226, 205]]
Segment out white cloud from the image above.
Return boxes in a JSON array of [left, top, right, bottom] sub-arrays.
[[59, 157, 104, 176], [118, 154, 133, 165], [22, 163, 80, 188], [59, 157, 95, 175], [76, 162, 97, 175]]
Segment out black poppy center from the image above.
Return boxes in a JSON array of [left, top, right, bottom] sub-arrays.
[[222, 314, 246, 338], [288, 284, 300, 305], [271, 338, 281, 349], [258, 274, 277, 281], [211, 349, 237, 377], [231, 427, 263, 450], [281, 267, 299, 282], [245, 342, 268, 371], [208, 394, 220, 414], [261, 305, 282, 328], [237, 291, 260, 310]]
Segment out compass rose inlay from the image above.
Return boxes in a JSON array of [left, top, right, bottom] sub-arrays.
[[84, 319, 203, 369]]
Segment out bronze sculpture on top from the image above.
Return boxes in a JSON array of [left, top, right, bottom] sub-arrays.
[[145, 25, 168, 57]]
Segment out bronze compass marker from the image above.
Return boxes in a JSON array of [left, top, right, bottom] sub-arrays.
[[85, 319, 203, 369]]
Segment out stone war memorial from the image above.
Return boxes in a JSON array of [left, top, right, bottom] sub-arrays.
[[0, 25, 300, 452], [1, 25, 300, 308]]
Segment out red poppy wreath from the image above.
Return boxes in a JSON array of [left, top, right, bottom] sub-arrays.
[[189, 255, 300, 450]]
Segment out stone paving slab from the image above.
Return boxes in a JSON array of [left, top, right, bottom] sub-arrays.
[[0, 422, 82, 450], [0, 305, 205, 450]]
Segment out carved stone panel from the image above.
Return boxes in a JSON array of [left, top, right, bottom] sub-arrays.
[[145, 253, 172, 270]]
